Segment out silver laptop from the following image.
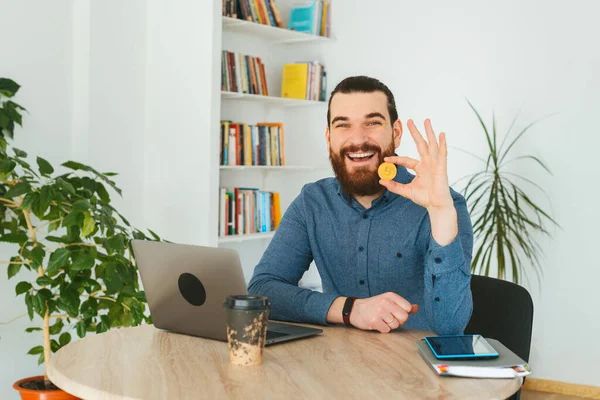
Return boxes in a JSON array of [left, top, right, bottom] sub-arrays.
[[131, 239, 323, 345]]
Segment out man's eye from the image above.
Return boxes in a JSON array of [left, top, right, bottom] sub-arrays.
[[368, 121, 381, 126], [336, 123, 349, 128]]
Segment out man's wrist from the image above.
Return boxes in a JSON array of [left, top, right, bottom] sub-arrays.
[[428, 206, 458, 246], [326, 296, 347, 324]]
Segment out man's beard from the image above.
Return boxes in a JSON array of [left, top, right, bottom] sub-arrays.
[[329, 140, 397, 197]]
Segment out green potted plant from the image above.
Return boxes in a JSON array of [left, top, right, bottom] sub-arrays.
[[458, 100, 559, 284], [0, 78, 158, 399]]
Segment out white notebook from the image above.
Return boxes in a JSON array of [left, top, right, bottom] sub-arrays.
[[416, 338, 533, 379]]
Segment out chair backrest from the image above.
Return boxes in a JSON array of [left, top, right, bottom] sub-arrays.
[[464, 275, 534, 362]]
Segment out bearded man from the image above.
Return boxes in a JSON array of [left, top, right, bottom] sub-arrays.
[[248, 76, 473, 335]]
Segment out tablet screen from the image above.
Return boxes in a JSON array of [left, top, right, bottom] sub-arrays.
[[425, 335, 498, 357]]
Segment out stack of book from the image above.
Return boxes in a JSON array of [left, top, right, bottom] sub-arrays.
[[281, 62, 326, 101], [219, 188, 281, 236], [222, 50, 269, 95], [220, 121, 285, 166], [288, 0, 331, 37], [222, 0, 283, 28]]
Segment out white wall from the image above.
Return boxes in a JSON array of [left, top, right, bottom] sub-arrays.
[[0, 0, 218, 398], [318, 0, 599, 386], [0, 1, 74, 397]]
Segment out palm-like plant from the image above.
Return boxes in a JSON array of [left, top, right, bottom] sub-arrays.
[[458, 101, 559, 285]]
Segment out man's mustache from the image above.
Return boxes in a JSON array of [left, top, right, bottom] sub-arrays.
[[340, 144, 382, 158]]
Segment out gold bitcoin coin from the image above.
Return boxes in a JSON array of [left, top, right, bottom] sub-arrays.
[[378, 162, 397, 181]]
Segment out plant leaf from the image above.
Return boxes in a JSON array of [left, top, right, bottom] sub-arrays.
[[1, 232, 28, 244], [27, 345, 44, 355], [8, 261, 22, 278], [59, 332, 71, 347], [36, 157, 54, 176], [0, 159, 16, 174], [0, 78, 20, 97], [49, 318, 64, 335], [25, 292, 34, 319], [75, 321, 87, 338], [47, 248, 70, 274], [82, 213, 95, 237], [33, 288, 53, 318], [25, 327, 42, 333], [36, 276, 53, 287], [15, 281, 32, 295], [4, 181, 31, 198], [71, 254, 95, 271], [29, 246, 46, 268], [13, 147, 27, 158]]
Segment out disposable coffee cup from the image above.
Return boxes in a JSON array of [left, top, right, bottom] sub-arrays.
[[223, 295, 270, 366]]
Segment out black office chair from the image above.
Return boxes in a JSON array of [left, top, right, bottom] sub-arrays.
[[464, 275, 534, 400]]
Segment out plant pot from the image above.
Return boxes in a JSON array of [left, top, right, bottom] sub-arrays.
[[13, 376, 80, 400]]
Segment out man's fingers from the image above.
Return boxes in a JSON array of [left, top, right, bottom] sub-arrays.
[[437, 132, 448, 173], [383, 155, 418, 170], [379, 180, 412, 199], [371, 317, 392, 333], [410, 304, 420, 314], [387, 306, 409, 326], [407, 119, 430, 157], [424, 119, 439, 158], [385, 292, 412, 313]]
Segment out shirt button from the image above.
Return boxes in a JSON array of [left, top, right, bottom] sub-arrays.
[[396, 252, 402, 258], [359, 280, 365, 285], [362, 214, 368, 219], [434, 297, 440, 302], [358, 246, 364, 252], [434, 257, 442, 264]]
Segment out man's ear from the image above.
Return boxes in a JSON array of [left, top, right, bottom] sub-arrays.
[[325, 125, 331, 153], [393, 119, 403, 149]]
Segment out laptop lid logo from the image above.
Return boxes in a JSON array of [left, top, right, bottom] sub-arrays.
[[178, 273, 207, 306]]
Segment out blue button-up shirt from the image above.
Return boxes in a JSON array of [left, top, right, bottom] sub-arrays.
[[248, 166, 473, 335]]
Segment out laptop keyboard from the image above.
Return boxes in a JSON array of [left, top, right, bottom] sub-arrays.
[[266, 330, 289, 341]]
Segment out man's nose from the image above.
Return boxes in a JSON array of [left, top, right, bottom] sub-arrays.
[[347, 127, 370, 146]]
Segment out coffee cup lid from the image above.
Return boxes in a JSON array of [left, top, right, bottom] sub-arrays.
[[224, 295, 270, 311]]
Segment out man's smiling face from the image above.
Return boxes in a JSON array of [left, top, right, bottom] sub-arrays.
[[326, 91, 402, 196]]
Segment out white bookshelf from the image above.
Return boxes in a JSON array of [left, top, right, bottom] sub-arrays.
[[219, 165, 320, 171], [218, 231, 276, 244], [222, 16, 334, 44], [221, 91, 326, 107], [218, 1, 332, 287]]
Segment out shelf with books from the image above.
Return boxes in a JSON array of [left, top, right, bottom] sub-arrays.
[[221, 91, 325, 107], [220, 165, 319, 171], [218, 231, 276, 244], [222, 16, 333, 44]]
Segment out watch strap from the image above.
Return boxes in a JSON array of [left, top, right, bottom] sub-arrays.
[[342, 296, 357, 327]]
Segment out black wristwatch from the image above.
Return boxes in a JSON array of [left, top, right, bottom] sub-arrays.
[[342, 296, 357, 327]]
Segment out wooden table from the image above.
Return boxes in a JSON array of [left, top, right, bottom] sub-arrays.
[[47, 324, 521, 400]]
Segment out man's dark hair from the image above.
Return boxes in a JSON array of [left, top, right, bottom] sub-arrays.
[[327, 76, 398, 127]]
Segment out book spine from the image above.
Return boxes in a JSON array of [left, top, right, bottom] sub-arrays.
[[256, 0, 269, 25], [244, 124, 252, 166], [257, 58, 268, 96], [249, 0, 260, 23], [264, 0, 276, 26], [219, 188, 226, 236], [269, 0, 283, 27]]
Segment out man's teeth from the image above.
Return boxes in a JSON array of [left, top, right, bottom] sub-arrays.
[[348, 152, 374, 159]]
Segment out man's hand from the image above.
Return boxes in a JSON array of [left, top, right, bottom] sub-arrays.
[[380, 119, 458, 246], [336, 292, 419, 333]]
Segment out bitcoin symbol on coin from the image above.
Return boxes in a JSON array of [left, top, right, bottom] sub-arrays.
[[378, 162, 397, 181]]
